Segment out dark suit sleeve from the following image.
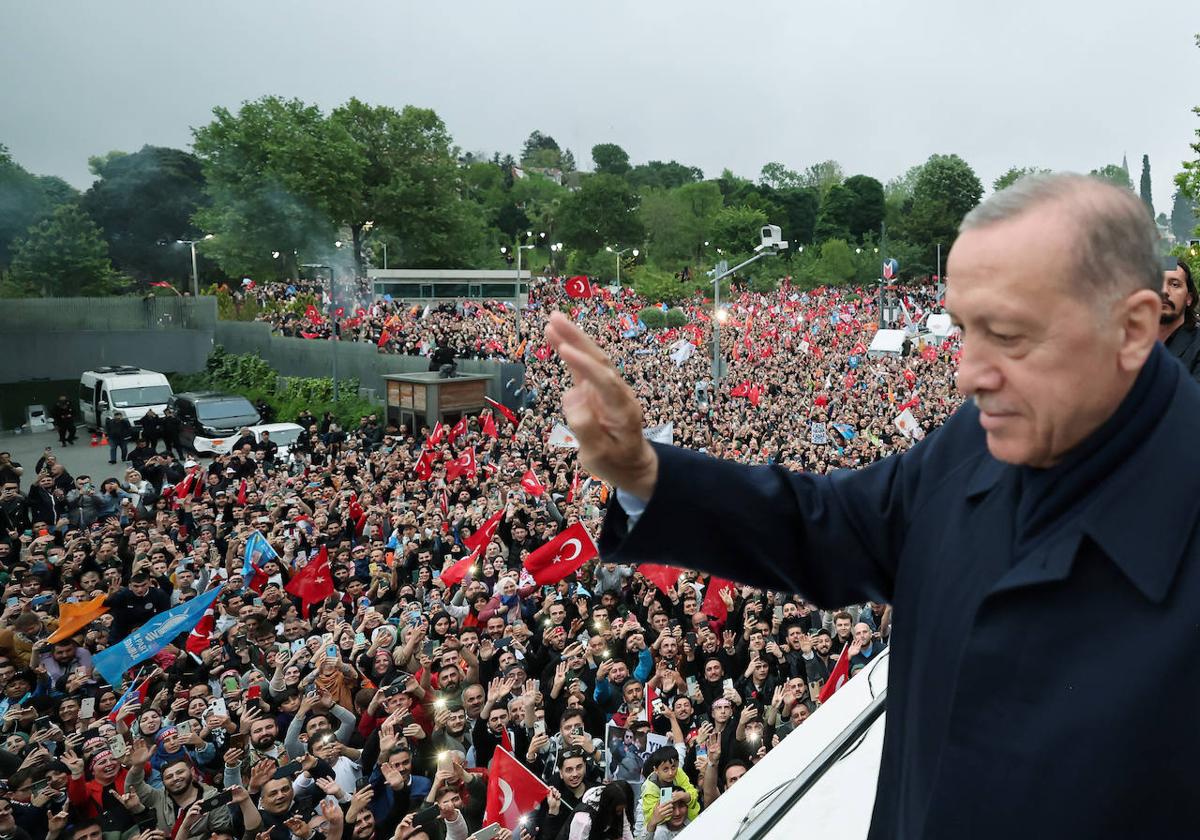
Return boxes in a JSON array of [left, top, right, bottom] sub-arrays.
[[597, 440, 927, 609]]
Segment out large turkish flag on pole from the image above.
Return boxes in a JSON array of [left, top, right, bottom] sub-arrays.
[[484, 746, 551, 830], [564, 276, 593, 299], [523, 522, 598, 585], [818, 643, 852, 704]]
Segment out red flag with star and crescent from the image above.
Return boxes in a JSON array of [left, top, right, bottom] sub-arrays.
[[481, 412, 498, 440], [523, 523, 598, 585], [445, 447, 478, 482], [485, 397, 519, 428], [464, 510, 503, 554], [520, 470, 545, 497], [440, 547, 481, 587], [415, 448, 435, 482], [564, 276, 593, 299], [818, 642, 852, 703], [448, 416, 469, 444], [285, 546, 334, 618], [484, 746, 551, 830], [701, 576, 737, 624], [639, 563, 682, 594]]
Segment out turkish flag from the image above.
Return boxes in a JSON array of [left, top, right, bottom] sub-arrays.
[[485, 397, 519, 428], [903, 369, 917, 387], [481, 413, 498, 440], [730, 380, 750, 398], [484, 746, 551, 830], [818, 643, 852, 703], [185, 602, 217, 654], [429, 422, 447, 447], [440, 548, 480, 587], [464, 509, 503, 554], [897, 395, 920, 412], [377, 329, 391, 348], [237, 479, 247, 506], [446, 447, 478, 482], [415, 448, 435, 481], [449, 416, 469, 444], [565, 472, 580, 503], [285, 546, 335, 618], [523, 522, 597, 585], [533, 345, 552, 361], [564, 276, 593, 299], [305, 304, 322, 326], [520, 470, 545, 497], [701, 576, 736, 624], [639, 563, 682, 594]]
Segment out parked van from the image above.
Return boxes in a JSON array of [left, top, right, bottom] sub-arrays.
[[79, 367, 174, 429], [168, 392, 261, 454]]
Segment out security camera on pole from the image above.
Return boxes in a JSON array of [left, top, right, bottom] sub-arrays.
[[708, 225, 788, 385]]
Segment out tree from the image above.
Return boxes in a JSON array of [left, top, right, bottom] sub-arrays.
[[331, 99, 480, 270], [1090, 164, 1133, 191], [709, 205, 768, 256], [842, 175, 885, 241], [521, 131, 559, 161], [192, 96, 366, 280], [628, 161, 703, 190], [1171, 190, 1197, 243], [7, 204, 119, 297], [591, 143, 631, 176], [0, 144, 79, 269], [1139, 155, 1154, 216], [816, 238, 856, 285], [80, 145, 211, 284], [814, 184, 854, 242], [798, 160, 844, 198], [898, 154, 983, 248], [763, 186, 819, 247], [557, 173, 643, 253], [759, 162, 802, 190], [993, 166, 1049, 192], [638, 182, 722, 264]]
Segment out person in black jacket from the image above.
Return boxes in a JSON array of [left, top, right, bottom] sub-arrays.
[[160, 408, 184, 458], [1158, 258, 1200, 383], [138, 409, 162, 453], [104, 412, 134, 464], [105, 572, 170, 642], [50, 396, 77, 445]]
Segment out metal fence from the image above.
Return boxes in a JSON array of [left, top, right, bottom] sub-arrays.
[[0, 296, 218, 332]]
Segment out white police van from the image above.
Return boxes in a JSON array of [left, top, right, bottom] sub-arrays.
[[78, 367, 174, 430]]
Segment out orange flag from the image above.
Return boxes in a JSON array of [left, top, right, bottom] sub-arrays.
[[48, 594, 108, 643]]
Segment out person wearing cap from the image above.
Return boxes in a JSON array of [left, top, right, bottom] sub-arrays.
[[1158, 258, 1200, 383]]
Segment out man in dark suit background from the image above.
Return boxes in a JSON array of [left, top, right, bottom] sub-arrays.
[[1158, 257, 1200, 382], [545, 173, 1199, 838]]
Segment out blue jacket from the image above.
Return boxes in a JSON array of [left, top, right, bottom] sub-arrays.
[[600, 344, 1200, 839]]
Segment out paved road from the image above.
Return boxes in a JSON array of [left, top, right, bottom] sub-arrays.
[[1, 426, 147, 484]]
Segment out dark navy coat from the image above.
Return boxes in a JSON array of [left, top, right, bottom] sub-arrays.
[[599, 344, 1198, 838]]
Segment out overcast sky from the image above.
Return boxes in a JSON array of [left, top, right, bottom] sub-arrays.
[[3, 0, 1197, 214]]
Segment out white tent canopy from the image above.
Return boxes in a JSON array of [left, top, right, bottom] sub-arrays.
[[867, 329, 906, 358]]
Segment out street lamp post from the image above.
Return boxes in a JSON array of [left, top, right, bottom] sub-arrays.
[[708, 232, 787, 386], [175, 234, 214, 296], [501, 237, 535, 339], [605, 246, 639, 290]]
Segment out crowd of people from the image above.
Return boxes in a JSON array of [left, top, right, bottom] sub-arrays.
[[0, 271, 955, 840]]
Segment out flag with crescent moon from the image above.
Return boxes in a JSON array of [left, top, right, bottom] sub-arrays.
[[484, 746, 551, 829], [523, 522, 598, 584]]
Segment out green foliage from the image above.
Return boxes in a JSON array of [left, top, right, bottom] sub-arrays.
[[591, 143, 630, 176], [197, 346, 374, 428], [80, 145, 212, 285], [0, 144, 80, 269], [665, 308, 687, 327], [759, 162, 802, 190], [1139, 155, 1154, 217], [638, 181, 722, 265], [814, 184, 853, 242], [799, 160, 844, 198], [627, 161, 704, 191], [557, 174, 643, 254], [211, 286, 262, 321], [1171, 190, 1197, 243], [709, 204, 767, 256], [842, 175, 886, 241], [7, 204, 120, 297], [993, 166, 1049, 192], [638, 306, 667, 328], [893, 154, 984, 249], [192, 95, 365, 281], [1090, 164, 1133, 191], [816, 239, 856, 285], [630, 265, 695, 306], [766, 187, 820, 246]]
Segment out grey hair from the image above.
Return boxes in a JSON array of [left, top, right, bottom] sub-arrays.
[[960, 172, 1161, 301]]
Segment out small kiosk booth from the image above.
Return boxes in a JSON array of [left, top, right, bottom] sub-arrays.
[[383, 371, 493, 433]]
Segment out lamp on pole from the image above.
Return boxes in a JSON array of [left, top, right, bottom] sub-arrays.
[[605, 246, 639, 290], [501, 235, 535, 338], [549, 242, 564, 274], [708, 228, 788, 386], [175, 234, 214, 296]]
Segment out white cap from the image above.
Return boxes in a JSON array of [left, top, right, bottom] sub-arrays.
[[184, 460, 198, 468]]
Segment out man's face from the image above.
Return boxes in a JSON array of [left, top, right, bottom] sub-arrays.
[[250, 718, 277, 748], [815, 634, 831, 655], [52, 642, 77, 664], [659, 637, 677, 660], [261, 778, 293, 814], [724, 764, 747, 788], [130, 579, 151, 597], [948, 205, 1156, 468], [853, 623, 873, 648], [487, 708, 509, 733], [1160, 267, 1191, 326], [834, 617, 851, 637], [162, 762, 192, 795], [560, 756, 586, 789], [386, 750, 412, 786]]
